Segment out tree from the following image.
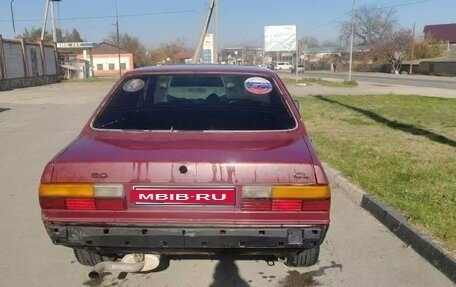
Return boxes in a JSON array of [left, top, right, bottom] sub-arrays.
[[300, 36, 319, 49], [104, 32, 151, 67], [19, 27, 84, 42], [371, 29, 412, 74], [339, 4, 397, 47], [409, 38, 445, 60], [66, 28, 83, 42], [149, 39, 187, 65]]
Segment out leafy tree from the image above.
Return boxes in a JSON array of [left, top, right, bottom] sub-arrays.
[[19, 27, 84, 42]]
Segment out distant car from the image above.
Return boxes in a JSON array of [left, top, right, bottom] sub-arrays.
[[39, 65, 330, 276], [291, 65, 305, 74], [274, 61, 293, 70]]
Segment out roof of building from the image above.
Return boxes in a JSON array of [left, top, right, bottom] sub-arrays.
[[176, 50, 194, 60], [423, 23, 456, 43], [92, 42, 131, 55]]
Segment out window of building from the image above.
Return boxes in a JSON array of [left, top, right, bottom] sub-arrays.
[[109, 63, 115, 70], [120, 63, 127, 70], [96, 64, 104, 71]]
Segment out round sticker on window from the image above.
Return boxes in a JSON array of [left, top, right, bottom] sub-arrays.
[[123, 79, 145, 92], [244, 77, 273, 95]]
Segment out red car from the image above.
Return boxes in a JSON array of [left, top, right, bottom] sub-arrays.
[[39, 65, 330, 277]]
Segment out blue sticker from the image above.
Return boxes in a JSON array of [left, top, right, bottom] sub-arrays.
[[244, 77, 273, 95]]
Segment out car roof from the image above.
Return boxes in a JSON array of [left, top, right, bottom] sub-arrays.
[[129, 64, 274, 76]]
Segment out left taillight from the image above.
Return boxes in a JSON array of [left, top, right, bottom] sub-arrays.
[[39, 184, 126, 210]]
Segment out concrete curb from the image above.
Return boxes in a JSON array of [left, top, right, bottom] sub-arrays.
[[323, 163, 456, 283]]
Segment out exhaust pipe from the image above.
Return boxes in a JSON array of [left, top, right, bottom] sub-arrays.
[[89, 253, 161, 279]]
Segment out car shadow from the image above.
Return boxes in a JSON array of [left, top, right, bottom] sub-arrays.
[[210, 257, 250, 287], [315, 96, 456, 148]]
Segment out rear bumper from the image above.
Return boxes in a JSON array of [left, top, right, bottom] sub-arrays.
[[45, 222, 328, 254]]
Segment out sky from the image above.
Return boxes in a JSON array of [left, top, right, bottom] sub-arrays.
[[0, 0, 455, 49]]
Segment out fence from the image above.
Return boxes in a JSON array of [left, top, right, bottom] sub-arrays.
[[0, 35, 61, 91]]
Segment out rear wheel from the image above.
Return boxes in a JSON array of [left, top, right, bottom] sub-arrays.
[[285, 247, 320, 267], [73, 249, 118, 266]]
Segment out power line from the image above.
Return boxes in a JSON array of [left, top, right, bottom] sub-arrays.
[[0, 10, 196, 23], [301, 0, 433, 34]]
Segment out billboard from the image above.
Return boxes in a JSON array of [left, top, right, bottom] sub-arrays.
[[202, 34, 214, 64], [264, 25, 297, 52], [57, 42, 98, 49]]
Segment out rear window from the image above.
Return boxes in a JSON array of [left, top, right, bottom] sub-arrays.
[[92, 74, 296, 131]]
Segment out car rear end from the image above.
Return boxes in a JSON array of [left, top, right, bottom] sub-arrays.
[[39, 65, 330, 269]]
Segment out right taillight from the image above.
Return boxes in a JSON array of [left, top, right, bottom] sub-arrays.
[[241, 185, 330, 211], [39, 184, 126, 210]]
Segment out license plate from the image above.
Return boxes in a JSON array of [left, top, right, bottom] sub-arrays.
[[131, 187, 236, 205]]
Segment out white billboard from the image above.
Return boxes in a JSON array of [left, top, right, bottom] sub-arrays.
[[202, 34, 214, 64], [264, 25, 297, 52]]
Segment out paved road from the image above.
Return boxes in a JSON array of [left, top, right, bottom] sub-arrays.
[[280, 70, 456, 90], [0, 82, 453, 287]]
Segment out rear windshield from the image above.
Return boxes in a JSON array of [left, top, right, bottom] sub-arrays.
[[92, 74, 296, 131]]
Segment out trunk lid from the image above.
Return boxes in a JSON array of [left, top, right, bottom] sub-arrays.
[[51, 132, 317, 185]]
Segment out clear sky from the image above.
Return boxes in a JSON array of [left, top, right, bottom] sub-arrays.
[[0, 0, 455, 48]]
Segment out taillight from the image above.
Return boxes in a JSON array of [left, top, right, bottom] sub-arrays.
[[241, 185, 330, 211], [39, 184, 126, 210], [241, 199, 272, 211], [272, 200, 302, 211]]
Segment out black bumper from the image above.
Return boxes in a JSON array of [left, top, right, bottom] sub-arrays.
[[45, 223, 327, 253]]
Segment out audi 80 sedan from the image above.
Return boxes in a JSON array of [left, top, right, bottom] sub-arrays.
[[39, 65, 330, 275]]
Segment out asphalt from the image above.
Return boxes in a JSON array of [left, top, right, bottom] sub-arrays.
[[0, 82, 454, 286], [280, 73, 456, 98], [289, 70, 456, 90]]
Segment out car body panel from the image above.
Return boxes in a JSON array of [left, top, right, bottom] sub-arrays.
[[39, 65, 330, 262]]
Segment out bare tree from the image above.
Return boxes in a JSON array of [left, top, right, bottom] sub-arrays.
[[339, 4, 397, 47], [300, 36, 319, 49], [105, 32, 150, 67], [149, 39, 187, 65], [371, 29, 412, 74]]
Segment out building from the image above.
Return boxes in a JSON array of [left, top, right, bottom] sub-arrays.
[[222, 47, 262, 65], [423, 23, 456, 44], [76, 42, 134, 77]]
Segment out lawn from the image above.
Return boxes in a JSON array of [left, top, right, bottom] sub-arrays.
[[297, 94, 456, 252], [282, 77, 358, 88]]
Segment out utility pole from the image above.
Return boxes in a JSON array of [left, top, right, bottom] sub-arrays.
[[41, 0, 61, 42], [348, 0, 355, 81], [41, 0, 50, 40], [116, 0, 122, 77], [10, 0, 16, 37], [410, 21, 415, 75], [50, 0, 57, 42], [213, 0, 218, 64], [192, 0, 215, 64]]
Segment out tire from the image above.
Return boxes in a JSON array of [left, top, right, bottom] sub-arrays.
[[73, 249, 106, 266], [285, 247, 320, 267]]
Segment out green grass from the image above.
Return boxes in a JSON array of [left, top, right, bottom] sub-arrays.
[[297, 94, 456, 252], [283, 77, 358, 88]]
